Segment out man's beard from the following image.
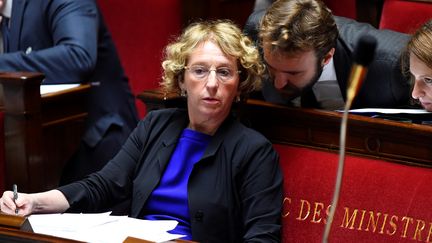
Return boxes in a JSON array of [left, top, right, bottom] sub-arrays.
[[276, 62, 324, 102]]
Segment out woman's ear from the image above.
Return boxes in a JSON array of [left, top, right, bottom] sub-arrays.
[[179, 79, 185, 91], [178, 73, 185, 90], [235, 90, 241, 102]]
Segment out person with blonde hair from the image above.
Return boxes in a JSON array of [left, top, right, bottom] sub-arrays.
[[0, 20, 282, 243], [403, 20, 432, 112]]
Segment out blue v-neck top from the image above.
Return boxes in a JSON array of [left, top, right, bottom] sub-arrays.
[[143, 128, 211, 239]]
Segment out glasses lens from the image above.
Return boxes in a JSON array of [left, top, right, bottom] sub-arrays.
[[187, 65, 238, 82], [190, 66, 208, 79], [216, 68, 233, 81]]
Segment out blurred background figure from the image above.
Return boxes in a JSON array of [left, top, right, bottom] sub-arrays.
[[0, 0, 139, 184], [253, 0, 274, 11]]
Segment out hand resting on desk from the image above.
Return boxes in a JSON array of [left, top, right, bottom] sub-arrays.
[[0, 190, 69, 216]]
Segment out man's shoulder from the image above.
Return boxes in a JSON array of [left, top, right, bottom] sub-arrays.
[[335, 16, 409, 43], [243, 9, 267, 41]]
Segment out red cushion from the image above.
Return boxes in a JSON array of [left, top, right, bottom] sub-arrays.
[[97, 0, 182, 117], [274, 144, 432, 242], [380, 0, 432, 34], [323, 0, 356, 19]]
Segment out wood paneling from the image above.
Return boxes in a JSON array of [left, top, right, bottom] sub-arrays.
[[138, 89, 432, 167], [0, 72, 89, 192]]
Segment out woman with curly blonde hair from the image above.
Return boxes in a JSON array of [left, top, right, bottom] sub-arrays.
[[161, 19, 265, 101], [0, 20, 282, 243]]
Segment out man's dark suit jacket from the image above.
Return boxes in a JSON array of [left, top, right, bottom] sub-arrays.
[[0, 0, 139, 183], [59, 108, 283, 243], [244, 10, 412, 109]]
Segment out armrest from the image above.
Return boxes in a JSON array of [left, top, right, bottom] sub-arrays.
[[0, 72, 44, 193], [0, 72, 90, 192]]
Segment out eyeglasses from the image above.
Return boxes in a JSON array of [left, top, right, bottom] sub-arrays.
[[184, 65, 241, 82]]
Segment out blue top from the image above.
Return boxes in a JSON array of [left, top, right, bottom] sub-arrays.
[[143, 128, 211, 239]]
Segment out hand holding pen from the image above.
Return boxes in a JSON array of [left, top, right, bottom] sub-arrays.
[[13, 184, 18, 215]]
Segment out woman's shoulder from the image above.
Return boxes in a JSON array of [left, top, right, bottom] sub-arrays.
[[227, 119, 272, 147], [136, 108, 186, 129], [141, 108, 185, 120]]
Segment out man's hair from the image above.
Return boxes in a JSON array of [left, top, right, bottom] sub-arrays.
[[161, 20, 265, 99], [402, 19, 432, 77], [259, 0, 338, 60]]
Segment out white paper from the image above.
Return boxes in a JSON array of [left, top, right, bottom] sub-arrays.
[[40, 84, 81, 95], [337, 108, 432, 114], [28, 212, 184, 243]]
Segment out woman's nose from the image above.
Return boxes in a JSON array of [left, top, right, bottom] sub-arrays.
[[206, 71, 219, 87], [411, 80, 425, 99]]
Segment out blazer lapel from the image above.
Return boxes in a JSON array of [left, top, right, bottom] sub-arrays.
[[200, 116, 235, 161], [334, 38, 352, 102], [156, 113, 188, 171], [133, 111, 188, 217], [9, 0, 27, 51]]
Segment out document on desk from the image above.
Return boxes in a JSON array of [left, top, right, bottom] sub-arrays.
[[343, 108, 431, 114], [28, 212, 185, 243], [336, 108, 432, 123], [40, 84, 81, 95]]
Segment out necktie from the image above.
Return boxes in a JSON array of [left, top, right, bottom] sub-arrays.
[[1, 17, 9, 52], [301, 87, 318, 108]]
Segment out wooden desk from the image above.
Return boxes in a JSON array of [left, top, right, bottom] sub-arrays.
[[0, 72, 90, 192], [0, 212, 196, 243], [0, 227, 193, 243], [0, 227, 82, 242], [138, 89, 432, 167]]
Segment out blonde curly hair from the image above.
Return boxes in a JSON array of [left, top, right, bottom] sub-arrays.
[[161, 20, 265, 99]]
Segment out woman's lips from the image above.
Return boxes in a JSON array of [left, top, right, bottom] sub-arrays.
[[203, 97, 220, 105]]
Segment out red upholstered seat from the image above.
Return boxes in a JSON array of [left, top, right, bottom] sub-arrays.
[[379, 0, 432, 34], [322, 0, 357, 19], [274, 144, 432, 242], [97, 0, 182, 117]]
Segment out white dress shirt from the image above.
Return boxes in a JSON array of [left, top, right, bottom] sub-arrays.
[[312, 57, 345, 110], [0, 0, 12, 53]]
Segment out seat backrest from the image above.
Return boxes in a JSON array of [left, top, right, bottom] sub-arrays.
[[322, 0, 357, 19], [275, 144, 432, 242], [97, 0, 182, 117], [379, 0, 432, 33]]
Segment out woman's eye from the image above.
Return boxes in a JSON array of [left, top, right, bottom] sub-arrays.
[[424, 77, 432, 84], [217, 68, 231, 77], [193, 68, 207, 75]]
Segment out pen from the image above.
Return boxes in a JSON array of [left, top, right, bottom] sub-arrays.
[[12, 184, 18, 215]]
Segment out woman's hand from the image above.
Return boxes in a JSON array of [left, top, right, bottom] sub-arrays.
[[0, 190, 35, 216], [0, 189, 69, 216]]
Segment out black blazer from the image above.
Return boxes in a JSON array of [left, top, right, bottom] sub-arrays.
[[59, 108, 283, 243], [244, 11, 411, 108]]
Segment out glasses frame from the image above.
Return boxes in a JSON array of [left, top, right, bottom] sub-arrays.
[[184, 65, 241, 83]]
